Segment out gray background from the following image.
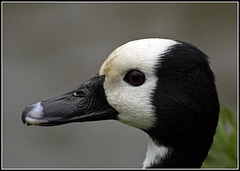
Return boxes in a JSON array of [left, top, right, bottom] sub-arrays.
[[3, 2, 237, 168]]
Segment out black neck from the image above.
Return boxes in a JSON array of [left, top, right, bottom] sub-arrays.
[[148, 145, 205, 168], [145, 41, 219, 168], [145, 124, 216, 168]]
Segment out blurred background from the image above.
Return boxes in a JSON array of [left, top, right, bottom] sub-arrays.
[[3, 2, 237, 168]]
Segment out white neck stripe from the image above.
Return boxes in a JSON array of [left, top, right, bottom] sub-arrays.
[[143, 139, 169, 168]]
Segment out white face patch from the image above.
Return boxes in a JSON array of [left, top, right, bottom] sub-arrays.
[[142, 139, 170, 168], [99, 38, 178, 130]]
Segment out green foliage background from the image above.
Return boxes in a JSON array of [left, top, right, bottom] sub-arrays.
[[202, 105, 238, 168]]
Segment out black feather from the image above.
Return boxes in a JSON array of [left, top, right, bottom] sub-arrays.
[[147, 41, 220, 168]]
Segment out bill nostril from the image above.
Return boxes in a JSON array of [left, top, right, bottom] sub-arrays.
[[73, 89, 89, 97]]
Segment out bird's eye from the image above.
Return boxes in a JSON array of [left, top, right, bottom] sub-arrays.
[[124, 70, 145, 86]]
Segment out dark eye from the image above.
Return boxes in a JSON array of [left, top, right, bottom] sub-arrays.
[[124, 70, 145, 86]]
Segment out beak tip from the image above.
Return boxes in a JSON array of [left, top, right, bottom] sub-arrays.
[[21, 108, 28, 125], [21, 103, 39, 125]]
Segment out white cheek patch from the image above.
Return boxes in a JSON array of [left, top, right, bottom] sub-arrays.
[[100, 38, 178, 130], [105, 77, 157, 130]]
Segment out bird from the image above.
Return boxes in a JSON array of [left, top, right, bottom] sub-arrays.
[[22, 38, 220, 168]]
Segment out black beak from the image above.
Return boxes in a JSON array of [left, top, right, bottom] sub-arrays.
[[22, 75, 118, 126]]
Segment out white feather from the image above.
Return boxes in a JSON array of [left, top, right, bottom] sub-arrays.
[[143, 139, 170, 168]]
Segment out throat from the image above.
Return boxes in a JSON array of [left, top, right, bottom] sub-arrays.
[[142, 139, 171, 168], [142, 138, 206, 168]]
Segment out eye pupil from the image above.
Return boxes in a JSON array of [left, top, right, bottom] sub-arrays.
[[124, 70, 145, 86], [129, 71, 142, 83]]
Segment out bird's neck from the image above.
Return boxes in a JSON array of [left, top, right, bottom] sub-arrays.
[[142, 138, 204, 168], [142, 138, 170, 168]]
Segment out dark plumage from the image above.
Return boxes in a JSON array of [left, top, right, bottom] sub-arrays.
[[148, 41, 219, 167]]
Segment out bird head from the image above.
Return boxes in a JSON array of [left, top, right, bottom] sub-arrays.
[[22, 38, 219, 168]]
